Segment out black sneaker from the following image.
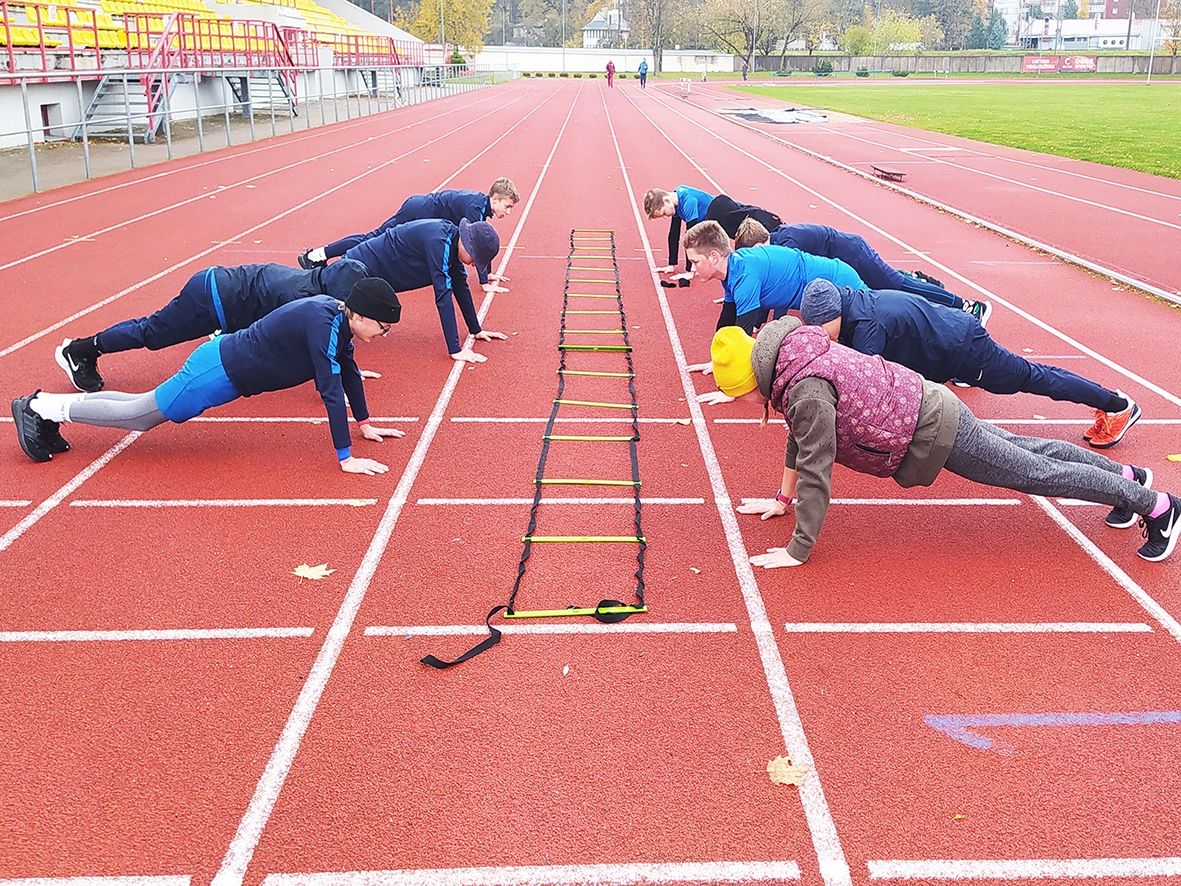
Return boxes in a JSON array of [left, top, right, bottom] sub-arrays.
[[55, 338, 103, 392], [915, 270, 944, 288], [37, 415, 70, 454], [1138, 493, 1181, 562], [298, 249, 326, 270], [1107, 465, 1152, 529], [12, 393, 52, 462], [964, 299, 993, 328]]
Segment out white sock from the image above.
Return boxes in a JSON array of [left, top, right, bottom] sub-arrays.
[[30, 392, 84, 423], [308, 246, 327, 263]]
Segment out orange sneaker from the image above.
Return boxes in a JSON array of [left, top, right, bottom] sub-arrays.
[[1089, 396, 1141, 449], [1083, 409, 1107, 441]]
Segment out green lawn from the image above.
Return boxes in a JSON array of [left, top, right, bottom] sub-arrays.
[[731, 83, 1181, 179]]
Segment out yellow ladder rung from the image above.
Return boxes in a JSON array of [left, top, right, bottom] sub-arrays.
[[568, 278, 617, 284], [564, 329, 624, 335], [566, 293, 617, 299], [557, 369, 634, 378], [555, 399, 634, 408], [522, 536, 645, 543], [544, 435, 636, 442], [538, 478, 639, 486], [503, 605, 648, 619], [564, 310, 620, 315], [572, 228, 614, 233]]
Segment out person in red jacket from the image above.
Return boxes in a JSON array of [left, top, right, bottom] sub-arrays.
[[606, 59, 615, 87]]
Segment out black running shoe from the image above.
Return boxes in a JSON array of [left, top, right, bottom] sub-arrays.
[[963, 299, 993, 328], [298, 249, 326, 270], [55, 338, 103, 392], [915, 270, 944, 288], [1107, 465, 1152, 529], [37, 415, 70, 454], [1138, 493, 1181, 562], [12, 392, 52, 462]]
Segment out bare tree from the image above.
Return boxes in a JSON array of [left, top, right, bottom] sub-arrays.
[[630, 0, 683, 72]]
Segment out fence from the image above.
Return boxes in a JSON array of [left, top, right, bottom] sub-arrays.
[[752, 53, 1181, 76]]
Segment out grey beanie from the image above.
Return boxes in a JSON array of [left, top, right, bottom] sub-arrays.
[[800, 279, 844, 326], [752, 315, 803, 398]]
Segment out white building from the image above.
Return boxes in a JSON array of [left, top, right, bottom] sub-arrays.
[[581, 7, 630, 48]]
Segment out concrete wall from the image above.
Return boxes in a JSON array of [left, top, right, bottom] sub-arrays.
[[752, 52, 1181, 75], [470, 45, 738, 73]]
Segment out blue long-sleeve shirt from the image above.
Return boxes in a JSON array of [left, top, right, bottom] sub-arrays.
[[218, 296, 369, 460], [211, 260, 368, 332], [836, 286, 976, 383], [721, 244, 865, 333], [667, 184, 716, 267], [343, 218, 481, 355]]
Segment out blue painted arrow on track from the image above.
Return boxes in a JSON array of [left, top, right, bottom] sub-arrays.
[[925, 711, 1181, 751]]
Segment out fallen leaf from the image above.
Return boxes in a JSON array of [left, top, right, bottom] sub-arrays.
[[690, 567, 701, 574], [1033, 414, 1047, 420], [562, 665, 570, 676], [675, 418, 691, 425], [1022, 348, 1034, 353], [245, 184, 256, 189], [767, 755, 809, 786], [253, 239, 262, 244], [809, 204, 818, 208], [293, 563, 335, 580], [512, 331, 519, 335], [348, 499, 369, 507], [1167, 454, 1181, 462], [952, 813, 966, 821]]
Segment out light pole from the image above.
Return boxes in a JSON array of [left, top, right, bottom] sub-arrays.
[[1146, 0, 1163, 82], [440, 0, 445, 56], [561, 0, 566, 72]]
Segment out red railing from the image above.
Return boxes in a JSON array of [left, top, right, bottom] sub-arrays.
[[2, 0, 112, 76]]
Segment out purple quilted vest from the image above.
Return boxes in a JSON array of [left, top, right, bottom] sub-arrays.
[[770, 326, 924, 478]]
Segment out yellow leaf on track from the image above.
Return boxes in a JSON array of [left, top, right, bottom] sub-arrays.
[[767, 755, 809, 786], [1167, 454, 1181, 462], [293, 563, 335, 580]]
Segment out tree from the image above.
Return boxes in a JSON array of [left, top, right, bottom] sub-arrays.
[[966, 10, 986, 46], [986, 8, 1008, 46], [840, 22, 872, 52], [1163, 0, 1181, 52], [1061, 0, 1078, 17], [630, 0, 686, 73], [399, 0, 495, 50], [698, 0, 765, 70], [1078, 0, 1089, 17]]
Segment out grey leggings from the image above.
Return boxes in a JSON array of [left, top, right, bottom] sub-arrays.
[[70, 391, 168, 432], [943, 401, 1157, 515]]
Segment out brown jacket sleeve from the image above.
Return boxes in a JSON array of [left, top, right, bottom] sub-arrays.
[[784, 377, 838, 562]]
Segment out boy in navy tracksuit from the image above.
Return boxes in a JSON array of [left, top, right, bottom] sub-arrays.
[[683, 221, 865, 335], [734, 217, 991, 325], [800, 279, 1141, 449], [643, 185, 716, 274], [300, 178, 519, 290], [54, 260, 369, 394], [14, 279, 403, 475], [343, 218, 506, 364]]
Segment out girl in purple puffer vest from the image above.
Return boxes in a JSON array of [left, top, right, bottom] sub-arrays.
[[708, 317, 1180, 567]]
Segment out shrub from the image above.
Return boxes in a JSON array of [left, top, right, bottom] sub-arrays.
[[559, 72, 569, 77], [450, 51, 465, 64], [890, 69, 911, 77], [522, 71, 530, 77], [618, 73, 627, 78], [811, 59, 834, 76], [855, 66, 869, 77], [573, 72, 583, 77], [548, 72, 557, 77]]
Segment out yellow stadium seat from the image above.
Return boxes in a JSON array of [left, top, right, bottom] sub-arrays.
[[1, 23, 61, 44]]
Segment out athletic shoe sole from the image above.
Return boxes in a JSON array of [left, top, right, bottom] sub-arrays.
[[1138, 495, 1181, 562], [1089, 402, 1141, 449], [1106, 466, 1153, 529], [12, 396, 51, 462]]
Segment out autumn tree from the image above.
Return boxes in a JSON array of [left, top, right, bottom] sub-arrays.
[[398, 0, 494, 51], [629, 0, 689, 72]]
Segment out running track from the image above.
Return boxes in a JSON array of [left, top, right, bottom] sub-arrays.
[[1, 78, 1180, 886]]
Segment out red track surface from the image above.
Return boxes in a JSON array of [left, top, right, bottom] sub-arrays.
[[2, 79, 1180, 886]]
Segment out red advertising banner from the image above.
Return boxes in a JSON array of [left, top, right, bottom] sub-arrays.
[[1060, 55, 1098, 71], [1023, 56, 1061, 72]]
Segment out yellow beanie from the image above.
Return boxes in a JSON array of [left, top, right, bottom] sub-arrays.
[[710, 326, 757, 397]]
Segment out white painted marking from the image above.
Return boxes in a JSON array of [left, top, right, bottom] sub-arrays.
[[0, 627, 313, 643], [0, 432, 139, 554], [612, 90, 852, 886], [714, 417, 1181, 427], [190, 416, 418, 424], [740, 497, 1021, 507], [71, 499, 378, 508], [1032, 496, 1181, 645], [416, 497, 704, 505], [264, 860, 800, 886], [212, 86, 584, 886], [0, 878, 189, 886], [783, 622, 1151, 634], [868, 857, 1181, 880], [0, 501, 32, 507], [366, 622, 738, 636], [450, 416, 688, 423]]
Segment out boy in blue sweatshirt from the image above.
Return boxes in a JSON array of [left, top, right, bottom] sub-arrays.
[[300, 178, 519, 291], [683, 220, 865, 334], [14, 279, 403, 475], [344, 218, 506, 364], [54, 259, 369, 393], [644, 185, 716, 274]]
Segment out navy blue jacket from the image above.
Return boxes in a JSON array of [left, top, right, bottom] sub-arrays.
[[344, 218, 480, 354], [218, 296, 368, 460], [836, 287, 976, 383], [212, 260, 368, 332]]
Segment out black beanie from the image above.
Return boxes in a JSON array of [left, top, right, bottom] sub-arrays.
[[345, 277, 401, 324]]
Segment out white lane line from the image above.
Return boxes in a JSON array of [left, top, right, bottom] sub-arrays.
[[1032, 496, 1181, 645], [190, 416, 419, 423], [264, 860, 800, 886], [416, 497, 705, 505], [0, 501, 32, 507], [450, 417, 690, 423], [609, 90, 852, 886], [0, 432, 139, 554], [712, 418, 1181, 427], [0, 93, 539, 359], [211, 85, 584, 886], [366, 622, 738, 636], [783, 622, 1152, 634], [0, 627, 314, 643], [70, 499, 378, 508], [0, 878, 189, 886], [740, 497, 1020, 507], [868, 857, 1181, 880]]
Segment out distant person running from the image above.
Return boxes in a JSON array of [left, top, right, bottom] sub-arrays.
[[14, 279, 405, 475], [299, 178, 520, 290], [638, 59, 648, 88], [683, 220, 864, 334], [708, 317, 1179, 565], [644, 185, 717, 275], [343, 218, 507, 363], [54, 260, 369, 393], [799, 279, 1141, 449], [735, 218, 991, 325]]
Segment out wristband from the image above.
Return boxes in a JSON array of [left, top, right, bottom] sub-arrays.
[[775, 491, 793, 506]]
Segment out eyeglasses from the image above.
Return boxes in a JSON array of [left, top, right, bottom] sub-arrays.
[[377, 321, 392, 336]]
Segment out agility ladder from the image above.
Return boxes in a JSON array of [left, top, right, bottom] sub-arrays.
[[422, 229, 646, 668]]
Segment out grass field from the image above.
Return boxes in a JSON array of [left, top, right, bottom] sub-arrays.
[[731, 83, 1181, 179]]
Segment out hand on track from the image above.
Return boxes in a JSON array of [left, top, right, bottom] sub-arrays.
[[360, 424, 404, 442], [359, 369, 382, 379], [736, 498, 788, 521], [695, 390, 734, 406], [341, 456, 389, 476], [685, 362, 713, 376], [474, 330, 508, 342], [750, 547, 804, 569], [483, 283, 510, 294], [451, 347, 488, 363]]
